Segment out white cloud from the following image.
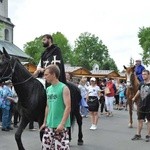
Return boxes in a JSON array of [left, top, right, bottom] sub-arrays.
[[8, 0, 150, 71]]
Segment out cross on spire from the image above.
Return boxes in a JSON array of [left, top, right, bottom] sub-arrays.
[[51, 55, 61, 65]]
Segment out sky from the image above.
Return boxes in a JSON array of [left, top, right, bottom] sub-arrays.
[[8, 0, 150, 71]]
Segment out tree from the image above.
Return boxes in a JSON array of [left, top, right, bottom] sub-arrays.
[[71, 32, 118, 71], [138, 27, 150, 66], [102, 58, 118, 71], [52, 32, 72, 63], [24, 36, 43, 65], [24, 32, 72, 65]]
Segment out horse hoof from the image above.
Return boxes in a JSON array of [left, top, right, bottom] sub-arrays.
[[78, 140, 83, 145]]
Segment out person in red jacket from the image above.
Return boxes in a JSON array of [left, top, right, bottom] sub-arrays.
[[105, 78, 115, 117]]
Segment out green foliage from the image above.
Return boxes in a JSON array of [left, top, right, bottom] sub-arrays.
[[71, 32, 118, 71], [24, 36, 43, 65], [23, 32, 118, 71], [0, 23, 4, 39], [24, 32, 72, 65], [52, 32, 72, 63], [138, 27, 150, 66], [102, 58, 118, 71]]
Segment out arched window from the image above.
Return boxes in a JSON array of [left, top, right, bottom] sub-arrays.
[[5, 29, 9, 41]]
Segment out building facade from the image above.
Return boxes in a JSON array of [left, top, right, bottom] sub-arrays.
[[0, 0, 14, 43], [0, 0, 30, 61]]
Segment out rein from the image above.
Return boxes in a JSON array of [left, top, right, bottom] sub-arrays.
[[13, 76, 33, 86], [1, 58, 33, 86]]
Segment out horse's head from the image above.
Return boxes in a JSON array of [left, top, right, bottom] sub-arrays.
[[0, 47, 14, 82], [123, 65, 136, 88], [0, 47, 33, 86]]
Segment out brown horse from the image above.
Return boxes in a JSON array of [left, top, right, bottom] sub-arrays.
[[123, 65, 139, 128]]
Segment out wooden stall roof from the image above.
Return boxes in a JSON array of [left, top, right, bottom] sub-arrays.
[[65, 65, 123, 79], [65, 66, 92, 76], [91, 70, 120, 78]]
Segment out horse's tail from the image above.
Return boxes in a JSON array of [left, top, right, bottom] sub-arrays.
[[70, 111, 76, 131]]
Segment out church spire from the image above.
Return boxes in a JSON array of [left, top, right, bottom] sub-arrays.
[[0, 0, 14, 43], [0, 0, 8, 18]]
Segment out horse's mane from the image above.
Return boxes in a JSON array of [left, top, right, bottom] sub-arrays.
[[11, 56, 32, 77]]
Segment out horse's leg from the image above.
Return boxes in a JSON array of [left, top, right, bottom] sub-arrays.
[[74, 107, 83, 145], [68, 112, 73, 142], [128, 99, 133, 128], [15, 117, 29, 150], [125, 98, 128, 111], [38, 116, 45, 141]]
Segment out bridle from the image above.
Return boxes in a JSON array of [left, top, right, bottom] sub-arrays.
[[0, 58, 16, 81], [126, 73, 135, 88], [0, 58, 33, 86]]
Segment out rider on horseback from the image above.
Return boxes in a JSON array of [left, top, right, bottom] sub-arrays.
[[33, 34, 66, 87], [135, 59, 145, 82]]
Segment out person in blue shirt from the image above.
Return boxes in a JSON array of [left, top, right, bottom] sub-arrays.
[[0, 82, 4, 122], [1, 81, 13, 131], [118, 81, 126, 110], [135, 60, 145, 82]]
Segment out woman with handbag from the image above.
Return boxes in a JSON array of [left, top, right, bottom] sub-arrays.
[[87, 77, 100, 130], [105, 78, 115, 117]]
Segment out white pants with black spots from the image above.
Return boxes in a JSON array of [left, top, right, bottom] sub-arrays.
[[41, 127, 70, 150]]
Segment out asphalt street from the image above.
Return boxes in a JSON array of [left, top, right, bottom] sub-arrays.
[[0, 109, 149, 150]]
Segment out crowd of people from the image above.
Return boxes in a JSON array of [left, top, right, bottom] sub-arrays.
[[0, 34, 150, 149], [77, 76, 127, 128], [70, 67, 150, 143]]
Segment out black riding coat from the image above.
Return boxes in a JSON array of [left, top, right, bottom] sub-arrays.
[[39, 44, 66, 86]]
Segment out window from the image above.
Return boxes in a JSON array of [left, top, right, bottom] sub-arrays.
[[0, 0, 3, 3], [5, 29, 9, 41]]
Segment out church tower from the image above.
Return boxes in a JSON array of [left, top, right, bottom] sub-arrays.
[[0, 0, 30, 61], [0, 0, 14, 43]]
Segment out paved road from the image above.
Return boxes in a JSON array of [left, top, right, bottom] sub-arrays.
[[0, 109, 149, 150]]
